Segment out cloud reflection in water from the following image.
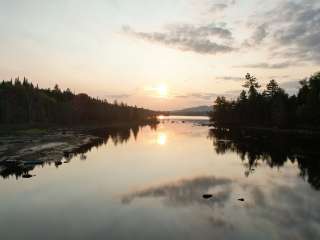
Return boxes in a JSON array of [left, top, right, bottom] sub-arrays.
[[121, 176, 232, 207]]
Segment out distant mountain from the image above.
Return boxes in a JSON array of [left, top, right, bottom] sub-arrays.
[[170, 105, 212, 116]]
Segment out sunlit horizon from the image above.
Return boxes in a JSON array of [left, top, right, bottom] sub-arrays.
[[1, 1, 320, 239], [0, 0, 319, 111]]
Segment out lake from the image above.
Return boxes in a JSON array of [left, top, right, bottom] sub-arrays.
[[1, 116, 320, 240]]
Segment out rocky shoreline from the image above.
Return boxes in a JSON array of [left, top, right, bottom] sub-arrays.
[[0, 128, 102, 173], [0, 120, 159, 178]]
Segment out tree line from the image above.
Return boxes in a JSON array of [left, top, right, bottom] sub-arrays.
[[0, 78, 157, 125], [210, 72, 320, 129]]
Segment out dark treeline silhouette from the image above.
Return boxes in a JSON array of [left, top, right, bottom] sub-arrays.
[[209, 72, 320, 129], [0, 77, 157, 125], [209, 128, 320, 190]]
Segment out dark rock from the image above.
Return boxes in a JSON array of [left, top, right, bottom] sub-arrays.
[[203, 194, 213, 199], [238, 198, 245, 202], [55, 161, 63, 166], [22, 173, 33, 178]]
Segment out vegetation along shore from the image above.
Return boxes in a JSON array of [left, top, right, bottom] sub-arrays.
[[209, 71, 320, 133], [0, 78, 159, 174]]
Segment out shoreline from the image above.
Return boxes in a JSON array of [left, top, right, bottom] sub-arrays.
[[210, 124, 320, 138], [0, 120, 159, 174], [0, 119, 159, 133]]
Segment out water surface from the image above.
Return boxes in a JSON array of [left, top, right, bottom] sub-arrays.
[[1, 117, 320, 240]]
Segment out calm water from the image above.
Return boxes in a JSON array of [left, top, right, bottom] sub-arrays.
[[1, 116, 320, 240]]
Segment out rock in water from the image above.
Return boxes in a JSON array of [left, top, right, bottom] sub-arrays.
[[55, 161, 63, 166], [22, 173, 33, 178], [203, 194, 213, 199]]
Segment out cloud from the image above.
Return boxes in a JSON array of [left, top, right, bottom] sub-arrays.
[[243, 24, 268, 47], [209, 3, 228, 13], [248, 0, 320, 63], [165, 23, 233, 39], [175, 92, 219, 100], [106, 94, 131, 99], [123, 0, 320, 64], [222, 89, 242, 98], [105, 93, 131, 99], [208, 0, 236, 14], [121, 175, 232, 207], [279, 80, 301, 95], [269, 75, 290, 79], [280, 80, 300, 89], [175, 89, 243, 101], [123, 23, 235, 55], [234, 61, 297, 69], [216, 76, 243, 81], [272, 1, 320, 63]]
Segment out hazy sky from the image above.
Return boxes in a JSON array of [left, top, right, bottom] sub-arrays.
[[0, 0, 319, 110]]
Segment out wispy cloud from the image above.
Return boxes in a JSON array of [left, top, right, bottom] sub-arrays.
[[245, 0, 320, 63], [234, 61, 297, 69], [209, 3, 228, 13], [271, 1, 320, 63], [104, 93, 132, 99], [175, 92, 219, 101], [123, 23, 235, 55], [242, 24, 268, 47], [175, 89, 241, 101], [216, 76, 243, 81], [207, 0, 236, 15], [268, 75, 290, 79], [280, 80, 301, 95]]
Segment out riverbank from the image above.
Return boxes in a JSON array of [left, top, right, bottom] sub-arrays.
[[0, 128, 99, 164], [210, 124, 320, 138], [0, 120, 159, 168]]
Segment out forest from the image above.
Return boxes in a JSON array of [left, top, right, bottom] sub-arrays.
[[0, 78, 157, 125], [210, 71, 320, 129]]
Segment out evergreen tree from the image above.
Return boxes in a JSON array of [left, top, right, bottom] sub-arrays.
[[210, 71, 320, 129]]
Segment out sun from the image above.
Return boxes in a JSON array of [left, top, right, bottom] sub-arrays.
[[156, 84, 168, 98]]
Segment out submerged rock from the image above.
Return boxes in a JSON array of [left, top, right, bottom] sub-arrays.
[[203, 194, 213, 199], [55, 161, 63, 166], [22, 173, 34, 178]]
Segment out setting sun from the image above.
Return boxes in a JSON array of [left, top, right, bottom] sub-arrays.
[[156, 84, 168, 98]]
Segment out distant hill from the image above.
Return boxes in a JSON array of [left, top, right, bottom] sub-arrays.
[[170, 105, 212, 116]]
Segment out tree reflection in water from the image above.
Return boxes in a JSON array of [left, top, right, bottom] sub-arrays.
[[209, 128, 320, 190], [0, 122, 158, 180]]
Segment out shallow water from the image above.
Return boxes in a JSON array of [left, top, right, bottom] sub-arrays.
[[1, 117, 320, 240]]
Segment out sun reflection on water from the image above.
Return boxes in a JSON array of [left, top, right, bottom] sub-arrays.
[[157, 132, 167, 145]]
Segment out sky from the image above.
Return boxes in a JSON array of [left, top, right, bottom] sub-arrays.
[[0, 0, 319, 110]]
